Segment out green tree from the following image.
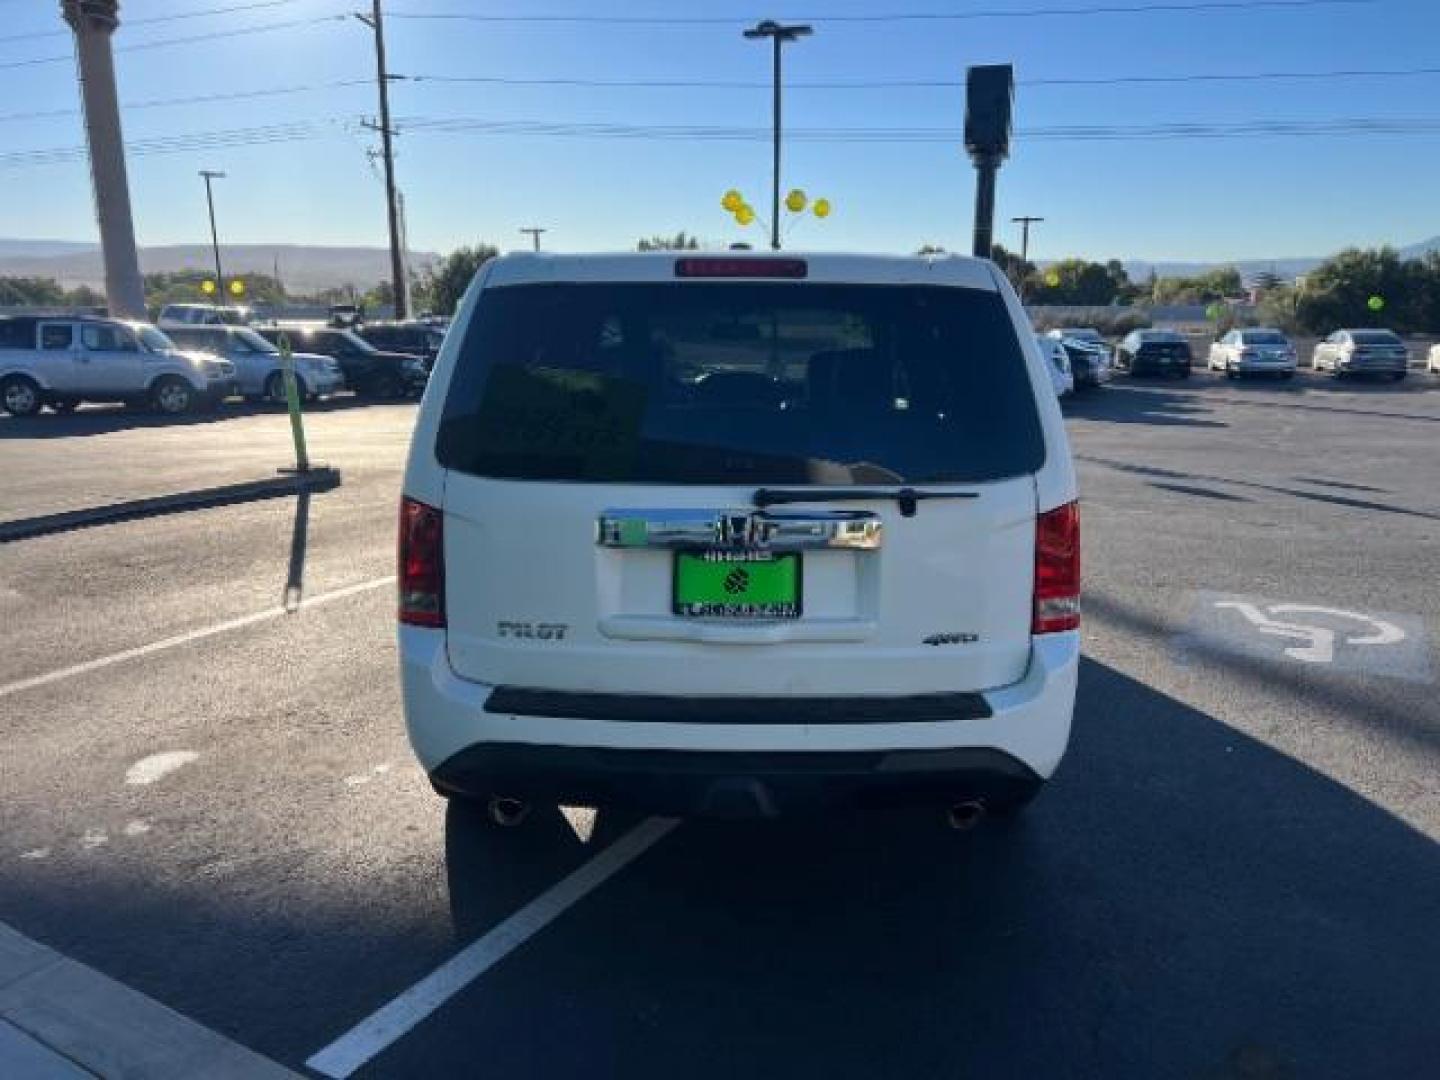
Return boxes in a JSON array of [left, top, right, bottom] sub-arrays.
[[142, 269, 285, 309], [0, 277, 66, 306], [1292, 246, 1428, 333], [990, 243, 1036, 293], [419, 244, 500, 317], [637, 231, 700, 252], [1152, 267, 1242, 305], [1028, 258, 1124, 305]]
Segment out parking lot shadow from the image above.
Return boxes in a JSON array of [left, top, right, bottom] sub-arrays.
[[1064, 384, 1226, 428], [0, 395, 402, 441], [1080, 453, 1440, 523], [428, 658, 1440, 1080]]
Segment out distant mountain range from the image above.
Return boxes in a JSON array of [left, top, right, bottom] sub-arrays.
[[1, 236, 1436, 291], [0, 242, 441, 294], [1116, 236, 1439, 282]]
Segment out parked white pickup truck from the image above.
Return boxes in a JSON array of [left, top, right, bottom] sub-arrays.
[[0, 315, 236, 416]]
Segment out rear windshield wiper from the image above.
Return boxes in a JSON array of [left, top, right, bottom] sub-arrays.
[[753, 487, 978, 518]]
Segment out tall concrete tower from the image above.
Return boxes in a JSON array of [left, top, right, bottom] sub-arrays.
[[62, 0, 145, 318]]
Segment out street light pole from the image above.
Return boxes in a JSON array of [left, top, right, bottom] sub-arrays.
[[519, 227, 547, 252], [743, 20, 812, 251], [199, 169, 226, 299], [1011, 215, 1044, 301]]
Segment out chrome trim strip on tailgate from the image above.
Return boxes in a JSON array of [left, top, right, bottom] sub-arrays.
[[596, 508, 883, 551]]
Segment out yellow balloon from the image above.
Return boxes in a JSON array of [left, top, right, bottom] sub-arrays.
[[721, 189, 743, 212], [813, 198, 831, 219], [200, 279, 216, 295], [785, 188, 807, 213], [228, 279, 245, 297], [736, 205, 756, 226]]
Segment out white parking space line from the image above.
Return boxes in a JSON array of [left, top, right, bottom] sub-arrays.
[[306, 816, 680, 1079], [0, 576, 395, 701]]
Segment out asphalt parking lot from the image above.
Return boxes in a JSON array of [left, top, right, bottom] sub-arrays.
[[2, 370, 1438, 1078]]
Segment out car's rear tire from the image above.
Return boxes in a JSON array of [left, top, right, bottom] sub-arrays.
[[1, 375, 43, 417], [151, 375, 195, 416], [367, 373, 403, 400], [264, 371, 307, 405]]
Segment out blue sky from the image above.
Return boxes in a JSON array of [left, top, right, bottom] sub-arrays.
[[0, 0, 1435, 263]]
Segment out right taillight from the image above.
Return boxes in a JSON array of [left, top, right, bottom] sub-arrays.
[[1033, 500, 1080, 634], [399, 496, 445, 628]]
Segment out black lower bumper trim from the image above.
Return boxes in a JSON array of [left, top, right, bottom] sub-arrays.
[[430, 743, 1040, 817], [483, 687, 992, 724]]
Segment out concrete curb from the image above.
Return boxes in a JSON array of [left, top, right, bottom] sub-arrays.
[[0, 468, 341, 544], [0, 924, 300, 1079]]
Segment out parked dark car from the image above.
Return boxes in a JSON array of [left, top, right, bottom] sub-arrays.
[[1116, 330, 1192, 377], [255, 325, 427, 398], [356, 321, 445, 370], [1058, 339, 1112, 389]]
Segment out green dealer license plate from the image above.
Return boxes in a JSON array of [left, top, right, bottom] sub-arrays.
[[673, 551, 801, 619]]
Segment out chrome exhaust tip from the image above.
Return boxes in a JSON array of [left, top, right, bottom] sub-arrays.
[[945, 800, 987, 832], [487, 796, 531, 828]]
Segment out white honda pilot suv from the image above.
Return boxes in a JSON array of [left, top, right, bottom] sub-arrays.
[[399, 252, 1079, 826]]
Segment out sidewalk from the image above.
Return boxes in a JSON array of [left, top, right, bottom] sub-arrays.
[[0, 923, 298, 1079]]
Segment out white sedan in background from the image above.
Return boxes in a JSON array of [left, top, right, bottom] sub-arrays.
[[1207, 328, 1297, 379]]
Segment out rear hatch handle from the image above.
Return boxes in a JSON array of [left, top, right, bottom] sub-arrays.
[[754, 487, 978, 518]]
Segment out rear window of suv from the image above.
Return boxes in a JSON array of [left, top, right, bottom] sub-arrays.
[[436, 282, 1044, 484]]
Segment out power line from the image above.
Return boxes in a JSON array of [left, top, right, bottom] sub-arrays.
[[0, 12, 348, 71], [386, 0, 1380, 26], [0, 0, 303, 44], [408, 64, 1440, 90], [4, 113, 1437, 169], [6, 61, 1428, 127], [0, 79, 371, 126]]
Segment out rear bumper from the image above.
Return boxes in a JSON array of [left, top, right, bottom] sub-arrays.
[[1339, 358, 1407, 373], [1232, 359, 1296, 373], [399, 627, 1078, 814], [1132, 355, 1190, 373], [430, 743, 1041, 816]]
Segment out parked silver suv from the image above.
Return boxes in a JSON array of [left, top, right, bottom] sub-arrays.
[[0, 316, 235, 416], [164, 325, 343, 403]]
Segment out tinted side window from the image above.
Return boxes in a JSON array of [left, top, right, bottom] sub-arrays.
[[438, 282, 1044, 485], [41, 324, 73, 350]]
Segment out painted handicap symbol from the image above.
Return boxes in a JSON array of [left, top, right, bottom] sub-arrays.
[[1213, 601, 1406, 664]]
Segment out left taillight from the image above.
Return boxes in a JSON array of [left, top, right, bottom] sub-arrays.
[[1033, 500, 1080, 634], [399, 496, 445, 628]]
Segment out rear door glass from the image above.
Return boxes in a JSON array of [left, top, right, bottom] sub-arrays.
[[437, 282, 1044, 484]]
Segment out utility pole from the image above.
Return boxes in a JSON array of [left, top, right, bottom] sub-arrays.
[[61, 1, 145, 319], [199, 170, 226, 299], [1011, 215, 1044, 301], [743, 20, 812, 251], [519, 227, 547, 252], [356, 1, 408, 319]]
